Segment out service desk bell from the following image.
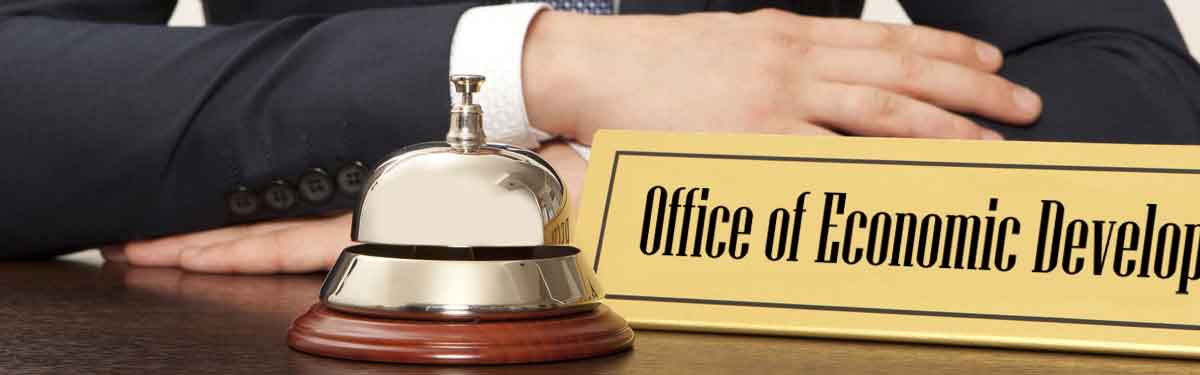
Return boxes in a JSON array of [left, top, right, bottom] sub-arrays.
[[287, 75, 634, 364]]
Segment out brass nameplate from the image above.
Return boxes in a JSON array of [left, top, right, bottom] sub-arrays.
[[576, 130, 1200, 358]]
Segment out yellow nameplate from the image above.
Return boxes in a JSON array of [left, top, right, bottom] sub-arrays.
[[576, 130, 1200, 359]]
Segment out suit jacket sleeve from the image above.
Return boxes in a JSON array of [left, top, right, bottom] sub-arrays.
[[900, 0, 1200, 144], [0, 0, 479, 258]]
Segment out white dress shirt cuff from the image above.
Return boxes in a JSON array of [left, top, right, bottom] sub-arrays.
[[449, 3, 549, 150]]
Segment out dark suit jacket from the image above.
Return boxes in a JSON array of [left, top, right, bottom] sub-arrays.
[[1, 0, 1197, 258]]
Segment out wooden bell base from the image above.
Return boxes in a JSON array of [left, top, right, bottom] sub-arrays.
[[287, 303, 634, 365]]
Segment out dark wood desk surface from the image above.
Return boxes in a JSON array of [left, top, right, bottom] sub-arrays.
[[2, 258, 1198, 374]]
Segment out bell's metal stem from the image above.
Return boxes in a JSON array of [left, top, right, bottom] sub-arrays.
[[448, 75, 487, 153], [447, 107, 485, 152]]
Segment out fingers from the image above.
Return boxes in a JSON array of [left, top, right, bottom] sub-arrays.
[[177, 215, 351, 274], [118, 220, 308, 267], [803, 46, 1042, 125], [798, 81, 1002, 140], [754, 9, 1002, 72], [745, 10, 1041, 128], [808, 19, 1003, 72]]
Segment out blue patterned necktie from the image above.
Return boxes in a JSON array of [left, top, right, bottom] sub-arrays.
[[515, 0, 616, 15]]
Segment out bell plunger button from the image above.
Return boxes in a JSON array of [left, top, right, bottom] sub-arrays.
[[262, 180, 297, 211], [227, 186, 260, 216], [336, 162, 368, 196], [298, 168, 335, 203]]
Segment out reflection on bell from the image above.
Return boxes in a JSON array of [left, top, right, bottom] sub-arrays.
[[287, 75, 633, 365]]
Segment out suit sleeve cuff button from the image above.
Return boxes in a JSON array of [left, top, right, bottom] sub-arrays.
[[227, 186, 261, 216], [299, 168, 335, 203], [263, 180, 298, 211], [336, 161, 368, 197]]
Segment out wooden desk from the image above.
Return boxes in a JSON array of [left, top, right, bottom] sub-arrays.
[[1, 259, 1196, 374]]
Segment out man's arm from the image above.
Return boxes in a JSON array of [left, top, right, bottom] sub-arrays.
[[901, 0, 1200, 144], [0, 0, 479, 258]]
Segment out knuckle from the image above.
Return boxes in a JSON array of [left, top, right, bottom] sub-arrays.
[[751, 29, 812, 64], [175, 247, 199, 262], [177, 246, 214, 270], [178, 249, 210, 269], [898, 27, 924, 48], [847, 89, 884, 119], [866, 90, 904, 122], [750, 8, 789, 21], [876, 23, 902, 46], [749, 25, 797, 49], [897, 53, 928, 81], [749, 35, 795, 72]]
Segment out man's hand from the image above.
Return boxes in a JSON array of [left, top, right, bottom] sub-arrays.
[[102, 215, 351, 274], [524, 9, 1042, 143], [102, 142, 589, 274]]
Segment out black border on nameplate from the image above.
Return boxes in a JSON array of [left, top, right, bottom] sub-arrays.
[[592, 150, 1200, 331]]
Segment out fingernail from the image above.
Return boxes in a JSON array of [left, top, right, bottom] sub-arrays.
[[982, 129, 1005, 141], [1013, 85, 1042, 114], [976, 43, 1002, 66]]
